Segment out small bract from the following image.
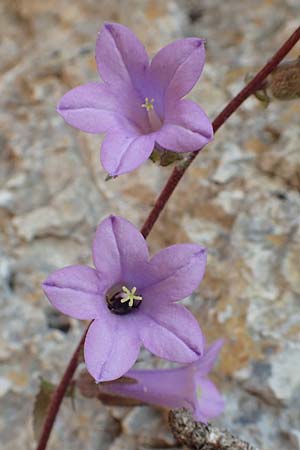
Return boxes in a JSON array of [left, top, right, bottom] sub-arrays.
[[42, 215, 207, 382], [57, 22, 213, 176]]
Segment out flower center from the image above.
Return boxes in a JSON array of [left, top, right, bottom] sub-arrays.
[[106, 284, 143, 315], [141, 97, 162, 131], [141, 97, 154, 112]]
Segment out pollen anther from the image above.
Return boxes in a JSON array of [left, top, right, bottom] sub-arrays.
[[120, 286, 143, 308], [141, 97, 155, 112]]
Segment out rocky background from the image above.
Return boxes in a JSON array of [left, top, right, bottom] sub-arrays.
[[1, 0, 300, 449]]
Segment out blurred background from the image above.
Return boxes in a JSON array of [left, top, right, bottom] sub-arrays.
[[0, 0, 300, 449]]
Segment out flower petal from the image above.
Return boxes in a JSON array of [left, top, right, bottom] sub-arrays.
[[42, 265, 105, 320], [148, 38, 205, 103], [92, 215, 149, 288], [57, 82, 118, 133], [101, 130, 156, 176], [194, 377, 225, 423], [156, 99, 213, 152], [101, 365, 192, 411], [84, 316, 140, 382], [140, 244, 206, 304], [196, 339, 224, 376], [96, 22, 149, 92], [138, 303, 204, 362]]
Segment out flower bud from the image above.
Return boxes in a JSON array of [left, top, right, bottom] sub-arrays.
[[268, 57, 300, 101], [249, 58, 300, 105]]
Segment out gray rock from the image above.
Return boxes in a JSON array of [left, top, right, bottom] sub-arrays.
[[1, 0, 300, 449]]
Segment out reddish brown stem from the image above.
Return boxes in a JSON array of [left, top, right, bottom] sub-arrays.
[[35, 25, 300, 450], [36, 328, 88, 450], [141, 25, 300, 238]]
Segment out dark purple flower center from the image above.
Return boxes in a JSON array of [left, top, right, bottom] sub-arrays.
[[106, 283, 142, 315]]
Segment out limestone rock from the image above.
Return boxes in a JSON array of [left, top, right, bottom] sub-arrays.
[[1, 0, 300, 449]]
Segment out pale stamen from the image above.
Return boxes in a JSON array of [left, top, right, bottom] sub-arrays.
[[197, 385, 202, 399], [141, 97, 155, 112], [120, 286, 143, 308], [141, 97, 162, 131]]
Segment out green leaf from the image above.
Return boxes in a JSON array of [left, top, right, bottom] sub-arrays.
[[32, 378, 56, 441], [33, 377, 75, 440], [105, 174, 117, 181]]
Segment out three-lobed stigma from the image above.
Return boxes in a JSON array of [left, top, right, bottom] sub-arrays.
[[106, 284, 143, 315], [121, 286, 143, 308], [141, 97, 155, 112]]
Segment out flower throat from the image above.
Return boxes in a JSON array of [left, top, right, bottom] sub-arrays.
[[106, 284, 143, 315], [141, 97, 162, 131]]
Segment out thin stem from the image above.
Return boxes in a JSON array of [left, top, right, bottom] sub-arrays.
[[35, 25, 300, 450], [141, 25, 300, 238], [36, 328, 88, 450]]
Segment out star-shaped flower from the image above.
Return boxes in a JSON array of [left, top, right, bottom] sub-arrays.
[[57, 22, 213, 176], [42, 216, 207, 382], [100, 339, 225, 423]]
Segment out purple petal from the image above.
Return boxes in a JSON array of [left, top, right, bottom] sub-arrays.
[[101, 365, 192, 411], [194, 377, 225, 423], [92, 216, 149, 288], [140, 244, 206, 304], [104, 85, 150, 133], [96, 23, 149, 93], [196, 339, 224, 376], [99, 340, 224, 420], [157, 99, 213, 152], [84, 316, 140, 382], [138, 303, 204, 362], [42, 265, 105, 320], [148, 38, 205, 103], [57, 82, 118, 134], [101, 130, 156, 176]]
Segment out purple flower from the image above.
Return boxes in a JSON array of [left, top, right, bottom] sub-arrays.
[[42, 215, 207, 382], [57, 23, 213, 176], [100, 339, 225, 423]]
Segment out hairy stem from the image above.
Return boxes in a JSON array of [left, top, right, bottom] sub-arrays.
[[35, 25, 300, 450]]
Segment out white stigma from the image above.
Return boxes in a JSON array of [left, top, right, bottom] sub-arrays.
[[141, 97, 154, 112], [120, 286, 143, 308], [141, 97, 162, 131]]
